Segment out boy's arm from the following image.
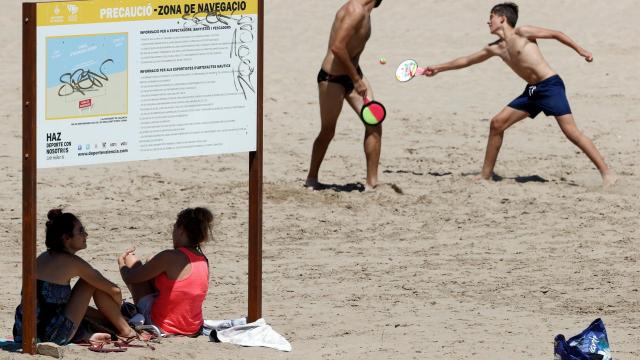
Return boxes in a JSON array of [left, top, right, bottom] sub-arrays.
[[423, 46, 495, 77], [516, 26, 593, 62]]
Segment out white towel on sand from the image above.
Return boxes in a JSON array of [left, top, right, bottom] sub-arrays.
[[203, 318, 292, 352]]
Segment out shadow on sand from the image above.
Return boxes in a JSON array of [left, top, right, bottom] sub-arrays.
[[308, 182, 366, 193], [383, 169, 452, 177], [461, 172, 549, 183]]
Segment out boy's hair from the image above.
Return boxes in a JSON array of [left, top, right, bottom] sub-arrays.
[[491, 2, 519, 28]]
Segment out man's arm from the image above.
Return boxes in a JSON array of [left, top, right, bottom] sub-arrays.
[[423, 46, 495, 77], [330, 8, 367, 96], [516, 25, 593, 62]]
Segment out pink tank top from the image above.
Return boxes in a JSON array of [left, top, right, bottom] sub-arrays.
[[150, 247, 209, 335]]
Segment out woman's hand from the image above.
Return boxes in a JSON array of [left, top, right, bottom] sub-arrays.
[[118, 247, 136, 267]]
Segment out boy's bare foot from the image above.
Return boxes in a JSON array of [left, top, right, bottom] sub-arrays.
[[304, 178, 320, 190], [472, 173, 492, 181], [602, 171, 618, 187], [363, 183, 403, 194]]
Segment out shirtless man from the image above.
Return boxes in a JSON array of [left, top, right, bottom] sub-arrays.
[[305, 0, 383, 190], [423, 2, 616, 186]]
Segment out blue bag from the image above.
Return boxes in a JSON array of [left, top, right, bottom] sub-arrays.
[[554, 318, 612, 360]]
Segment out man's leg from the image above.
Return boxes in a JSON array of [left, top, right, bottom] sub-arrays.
[[480, 107, 529, 179], [345, 77, 380, 188], [306, 82, 345, 188], [555, 114, 616, 185]]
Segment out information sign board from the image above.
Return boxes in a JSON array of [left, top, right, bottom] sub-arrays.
[[36, 0, 258, 168]]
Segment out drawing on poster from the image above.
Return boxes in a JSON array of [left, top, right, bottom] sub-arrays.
[[46, 33, 128, 120], [179, 11, 256, 100]]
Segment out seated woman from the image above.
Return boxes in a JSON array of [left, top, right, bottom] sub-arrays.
[[13, 209, 137, 345], [118, 207, 212, 336]]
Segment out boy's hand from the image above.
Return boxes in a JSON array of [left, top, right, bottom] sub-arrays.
[[421, 66, 439, 77], [579, 49, 593, 62]]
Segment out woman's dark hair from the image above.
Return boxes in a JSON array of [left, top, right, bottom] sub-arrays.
[[45, 209, 79, 252], [175, 207, 214, 247], [491, 2, 519, 28]]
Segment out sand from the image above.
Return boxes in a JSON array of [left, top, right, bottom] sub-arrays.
[[1, 0, 639, 359]]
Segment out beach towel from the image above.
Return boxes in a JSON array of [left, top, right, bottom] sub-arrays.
[[203, 318, 292, 352], [554, 318, 612, 360]]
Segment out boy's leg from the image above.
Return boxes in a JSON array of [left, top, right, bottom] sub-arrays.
[[555, 114, 615, 185], [481, 107, 529, 179], [306, 82, 345, 188], [345, 77, 381, 188]]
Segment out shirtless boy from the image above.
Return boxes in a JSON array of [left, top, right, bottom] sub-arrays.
[[305, 0, 383, 190], [423, 2, 616, 186]]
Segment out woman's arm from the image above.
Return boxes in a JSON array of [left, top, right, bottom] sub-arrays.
[[73, 256, 123, 304], [118, 249, 172, 284]]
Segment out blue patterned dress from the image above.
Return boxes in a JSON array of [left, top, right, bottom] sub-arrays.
[[13, 280, 76, 345]]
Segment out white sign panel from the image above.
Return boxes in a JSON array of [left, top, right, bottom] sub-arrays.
[[36, 0, 258, 168]]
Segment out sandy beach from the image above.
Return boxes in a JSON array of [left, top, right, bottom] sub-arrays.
[[1, 0, 639, 358]]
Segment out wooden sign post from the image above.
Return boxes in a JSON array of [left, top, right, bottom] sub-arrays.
[[22, 1, 264, 354]]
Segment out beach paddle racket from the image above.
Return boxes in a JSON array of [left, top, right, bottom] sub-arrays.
[[395, 59, 427, 82], [360, 97, 386, 126]]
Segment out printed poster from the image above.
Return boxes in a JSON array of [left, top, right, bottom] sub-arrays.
[[36, 0, 259, 168]]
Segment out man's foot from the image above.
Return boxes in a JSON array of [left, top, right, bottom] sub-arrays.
[[602, 171, 618, 187], [365, 175, 379, 188], [364, 183, 377, 192], [473, 171, 503, 182], [304, 178, 320, 190]]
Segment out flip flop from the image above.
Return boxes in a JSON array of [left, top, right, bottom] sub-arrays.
[[89, 344, 127, 353], [116, 333, 156, 351]]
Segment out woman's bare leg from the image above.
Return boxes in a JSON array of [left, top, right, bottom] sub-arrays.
[[93, 289, 136, 337], [121, 253, 155, 303], [63, 279, 95, 339]]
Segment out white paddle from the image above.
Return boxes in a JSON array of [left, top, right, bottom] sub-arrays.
[[395, 59, 427, 82]]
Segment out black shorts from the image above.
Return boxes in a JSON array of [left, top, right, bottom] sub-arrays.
[[317, 66, 363, 94]]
